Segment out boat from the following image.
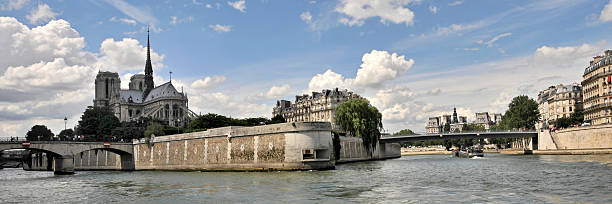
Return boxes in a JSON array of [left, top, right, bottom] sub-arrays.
[[453, 148, 484, 158]]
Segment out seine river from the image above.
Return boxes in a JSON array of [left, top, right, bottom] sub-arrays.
[[1, 154, 611, 203]]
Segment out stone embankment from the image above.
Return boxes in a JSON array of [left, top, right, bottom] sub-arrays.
[[536, 124, 612, 154]]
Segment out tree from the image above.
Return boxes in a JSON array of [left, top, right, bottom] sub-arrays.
[[26, 125, 54, 141], [499, 95, 540, 130], [144, 122, 165, 138], [334, 98, 383, 151], [270, 114, 286, 124], [443, 123, 451, 132], [569, 108, 584, 125], [393, 129, 415, 136], [188, 113, 233, 130], [555, 117, 572, 128], [76, 106, 121, 141], [58, 129, 74, 141]]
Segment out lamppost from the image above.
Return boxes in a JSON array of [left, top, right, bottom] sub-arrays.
[[63, 116, 68, 141]]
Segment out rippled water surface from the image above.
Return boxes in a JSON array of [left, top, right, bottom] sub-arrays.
[[1, 154, 611, 203]]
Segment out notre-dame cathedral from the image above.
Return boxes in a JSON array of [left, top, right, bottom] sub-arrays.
[[93, 31, 196, 127]]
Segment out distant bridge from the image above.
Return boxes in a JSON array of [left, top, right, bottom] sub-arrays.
[[0, 141, 134, 174], [380, 131, 538, 143]]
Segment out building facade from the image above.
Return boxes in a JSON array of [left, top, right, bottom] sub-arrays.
[[582, 50, 612, 125], [537, 83, 583, 127], [93, 32, 196, 127], [272, 88, 362, 129], [425, 108, 468, 133]]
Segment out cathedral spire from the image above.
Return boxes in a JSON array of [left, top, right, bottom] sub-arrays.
[[143, 27, 155, 100], [145, 27, 153, 76]]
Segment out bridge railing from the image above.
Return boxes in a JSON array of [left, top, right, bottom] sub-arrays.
[[382, 129, 537, 138]]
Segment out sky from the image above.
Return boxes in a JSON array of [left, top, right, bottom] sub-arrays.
[[1, 0, 612, 137]]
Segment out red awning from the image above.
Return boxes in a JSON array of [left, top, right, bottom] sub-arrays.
[[608, 76, 611, 83]]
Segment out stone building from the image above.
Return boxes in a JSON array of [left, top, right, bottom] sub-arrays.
[[473, 112, 502, 130], [272, 88, 362, 129], [537, 83, 583, 127], [425, 107, 467, 133], [93, 31, 196, 127], [582, 50, 612, 125]]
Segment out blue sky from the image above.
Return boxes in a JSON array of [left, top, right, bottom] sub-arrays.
[[1, 0, 612, 136]]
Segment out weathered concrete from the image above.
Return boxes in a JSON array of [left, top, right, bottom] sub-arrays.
[[538, 124, 612, 150], [132, 122, 335, 171], [53, 155, 75, 174], [337, 136, 401, 163]]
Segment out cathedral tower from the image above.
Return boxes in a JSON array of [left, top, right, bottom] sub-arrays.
[[143, 28, 155, 100]]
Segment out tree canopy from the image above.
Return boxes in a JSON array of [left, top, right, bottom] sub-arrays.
[[334, 98, 383, 151], [188, 113, 285, 131], [26, 125, 54, 141], [58, 129, 74, 141], [393, 129, 415, 136], [498, 95, 540, 130], [76, 106, 121, 141], [144, 122, 165, 138]]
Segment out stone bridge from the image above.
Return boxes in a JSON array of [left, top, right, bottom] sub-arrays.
[[0, 141, 134, 174], [380, 131, 538, 149]]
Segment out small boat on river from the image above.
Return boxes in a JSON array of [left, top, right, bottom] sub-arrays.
[[452, 148, 484, 158]]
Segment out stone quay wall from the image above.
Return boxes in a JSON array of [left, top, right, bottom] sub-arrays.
[[337, 136, 401, 163], [132, 122, 335, 171], [538, 124, 612, 150]]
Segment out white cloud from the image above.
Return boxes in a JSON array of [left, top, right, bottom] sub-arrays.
[[448, 1, 463, 6], [26, 4, 58, 25], [463, 48, 480, 51], [248, 84, 292, 101], [191, 75, 226, 90], [354, 50, 414, 87], [227, 0, 246, 13], [600, 0, 612, 22], [300, 11, 312, 23], [1, 0, 29, 11], [170, 16, 193, 25], [106, 0, 159, 31], [429, 5, 438, 14], [436, 22, 485, 36], [477, 32, 512, 47], [192, 0, 203, 6], [0, 17, 95, 74], [96, 38, 165, 73], [307, 69, 354, 92], [335, 0, 417, 27], [109, 16, 137, 25], [205, 4, 212, 8], [208, 24, 232, 33]]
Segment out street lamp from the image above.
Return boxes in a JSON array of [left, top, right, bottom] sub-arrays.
[[64, 116, 67, 131]]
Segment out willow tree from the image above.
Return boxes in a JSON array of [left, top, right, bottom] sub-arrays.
[[334, 98, 383, 151]]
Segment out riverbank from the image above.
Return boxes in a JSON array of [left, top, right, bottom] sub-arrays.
[[499, 148, 612, 155]]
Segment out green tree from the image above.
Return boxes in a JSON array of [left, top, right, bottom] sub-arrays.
[[393, 129, 415, 136], [76, 106, 121, 141], [26, 125, 54, 141], [57, 129, 74, 141], [144, 122, 165, 138], [499, 95, 540, 129], [188, 113, 233, 130], [334, 98, 383, 151], [555, 117, 572, 128], [270, 114, 286, 124], [569, 108, 584, 125], [443, 123, 451, 132]]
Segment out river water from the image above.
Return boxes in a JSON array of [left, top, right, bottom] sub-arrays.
[[1, 154, 611, 203]]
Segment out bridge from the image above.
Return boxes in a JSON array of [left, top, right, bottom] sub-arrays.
[[0, 141, 134, 174], [380, 131, 538, 143]]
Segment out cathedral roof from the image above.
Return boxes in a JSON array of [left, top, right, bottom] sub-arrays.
[[143, 82, 184, 102], [119, 90, 143, 103]]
